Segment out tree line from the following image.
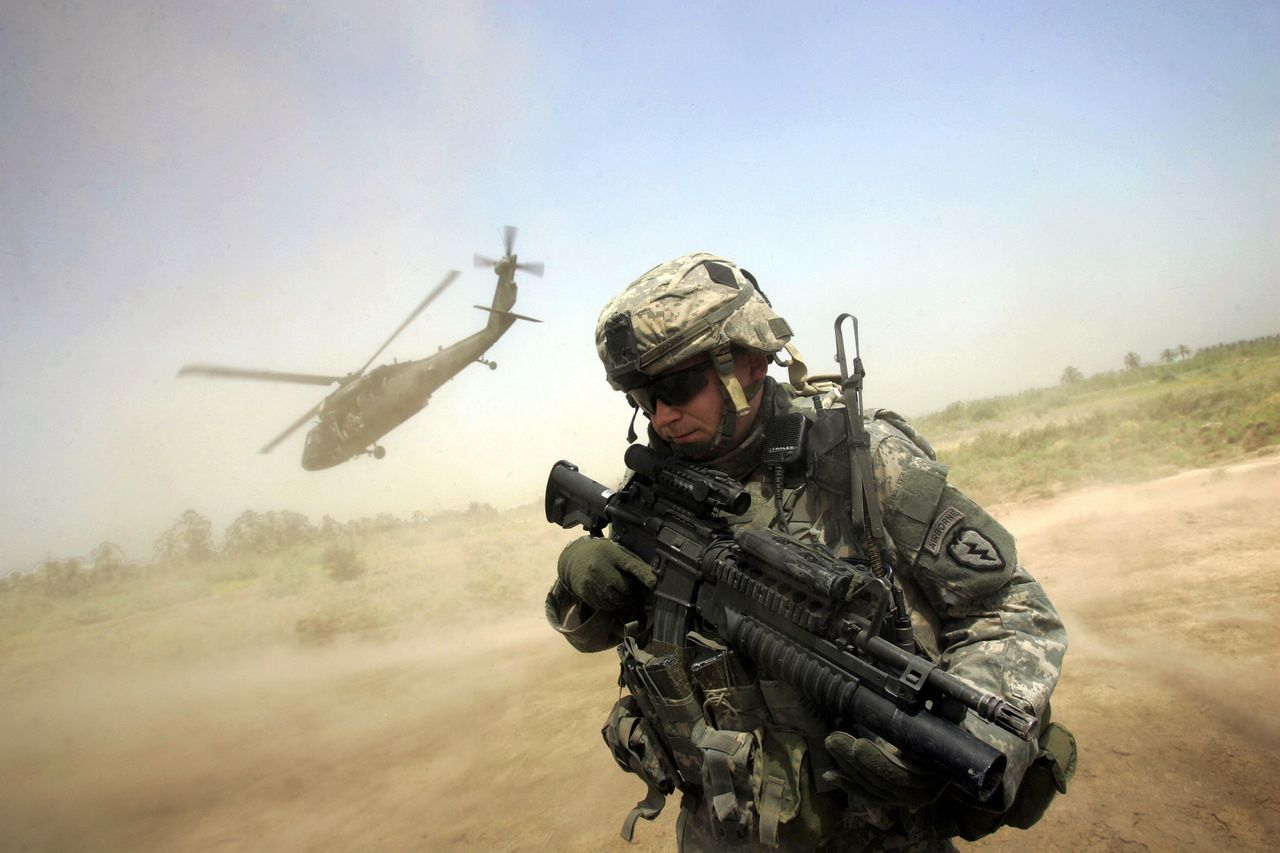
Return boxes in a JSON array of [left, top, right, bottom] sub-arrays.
[[0, 502, 501, 599], [1064, 338, 1203, 384]]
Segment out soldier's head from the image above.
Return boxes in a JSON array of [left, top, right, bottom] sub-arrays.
[[595, 253, 793, 458]]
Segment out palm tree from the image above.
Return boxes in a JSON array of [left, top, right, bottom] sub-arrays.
[[1159, 348, 1176, 364], [1176, 344, 1191, 360], [1060, 366, 1084, 386], [1124, 352, 1142, 370]]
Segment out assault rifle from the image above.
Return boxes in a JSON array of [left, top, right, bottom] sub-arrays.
[[545, 444, 1039, 803]]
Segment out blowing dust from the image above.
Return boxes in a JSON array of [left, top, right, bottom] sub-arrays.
[[2, 457, 1279, 851]]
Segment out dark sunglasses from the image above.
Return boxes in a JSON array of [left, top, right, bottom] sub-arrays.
[[627, 361, 712, 414]]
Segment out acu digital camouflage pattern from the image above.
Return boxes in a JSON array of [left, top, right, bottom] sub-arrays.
[[546, 377, 1069, 851], [594, 253, 793, 390], [725, 380, 1066, 790]]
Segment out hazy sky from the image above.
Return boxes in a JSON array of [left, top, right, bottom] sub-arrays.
[[2, 1, 1277, 573]]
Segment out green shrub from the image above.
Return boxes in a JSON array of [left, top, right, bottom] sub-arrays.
[[294, 602, 390, 646], [465, 565, 522, 605], [203, 555, 262, 586], [36, 558, 89, 598], [322, 541, 366, 582]]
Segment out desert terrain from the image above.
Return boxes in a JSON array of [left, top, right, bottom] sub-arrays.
[[3, 455, 1279, 851]]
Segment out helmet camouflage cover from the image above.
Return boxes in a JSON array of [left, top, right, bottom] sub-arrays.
[[595, 252, 793, 392]]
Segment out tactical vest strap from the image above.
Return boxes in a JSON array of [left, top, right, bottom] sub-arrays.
[[758, 774, 787, 846], [695, 728, 757, 842]]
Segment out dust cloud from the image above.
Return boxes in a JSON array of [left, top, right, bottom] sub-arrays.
[[3, 457, 1279, 851]]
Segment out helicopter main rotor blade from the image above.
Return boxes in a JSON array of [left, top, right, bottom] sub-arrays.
[[503, 225, 517, 257], [516, 261, 544, 277], [356, 269, 459, 377], [178, 364, 342, 386], [259, 401, 323, 455]]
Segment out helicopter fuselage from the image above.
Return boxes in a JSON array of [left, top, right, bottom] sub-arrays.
[[300, 317, 516, 470], [179, 227, 539, 471]]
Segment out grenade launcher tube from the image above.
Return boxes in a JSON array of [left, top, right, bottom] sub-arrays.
[[718, 603, 1005, 801]]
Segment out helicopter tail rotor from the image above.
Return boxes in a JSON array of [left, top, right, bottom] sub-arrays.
[[473, 225, 544, 276]]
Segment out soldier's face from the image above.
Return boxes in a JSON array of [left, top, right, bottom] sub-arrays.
[[647, 351, 767, 457]]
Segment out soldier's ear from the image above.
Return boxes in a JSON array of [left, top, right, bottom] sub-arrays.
[[744, 350, 769, 382]]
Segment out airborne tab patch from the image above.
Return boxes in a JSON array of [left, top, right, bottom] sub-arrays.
[[947, 527, 1005, 571], [924, 507, 965, 556]]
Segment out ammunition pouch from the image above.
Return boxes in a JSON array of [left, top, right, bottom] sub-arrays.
[[609, 638, 763, 843], [602, 695, 678, 841], [609, 639, 845, 847]]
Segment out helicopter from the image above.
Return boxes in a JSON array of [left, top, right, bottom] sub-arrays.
[[179, 226, 542, 471]]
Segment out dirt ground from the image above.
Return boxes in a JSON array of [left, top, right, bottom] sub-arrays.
[[3, 456, 1279, 852]]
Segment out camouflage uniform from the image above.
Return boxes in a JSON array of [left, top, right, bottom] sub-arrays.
[[546, 254, 1069, 851]]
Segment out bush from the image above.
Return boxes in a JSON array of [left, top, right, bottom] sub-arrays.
[[223, 510, 316, 554], [465, 565, 522, 605], [36, 558, 89, 598], [322, 541, 366, 582], [294, 602, 390, 646]]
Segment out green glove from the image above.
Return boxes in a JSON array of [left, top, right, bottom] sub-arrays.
[[557, 537, 657, 612], [823, 732, 946, 808]]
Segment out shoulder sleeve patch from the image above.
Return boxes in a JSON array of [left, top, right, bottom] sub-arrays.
[[910, 485, 1018, 613], [946, 527, 1005, 571]]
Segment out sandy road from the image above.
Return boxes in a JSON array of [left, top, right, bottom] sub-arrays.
[[2, 456, 1278, 851]]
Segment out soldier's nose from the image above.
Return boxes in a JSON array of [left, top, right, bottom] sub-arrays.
[[651, 399, 681, 427]]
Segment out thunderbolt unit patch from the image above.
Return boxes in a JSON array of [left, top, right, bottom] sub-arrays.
[[947, 527, 1005, 570]]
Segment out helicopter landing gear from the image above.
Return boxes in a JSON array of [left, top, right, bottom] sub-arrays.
[[476, 357, 498, 370], [371, 445, 386, 460]]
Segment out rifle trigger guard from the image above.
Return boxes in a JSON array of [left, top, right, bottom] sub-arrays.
[[886, 657, 935, 704]]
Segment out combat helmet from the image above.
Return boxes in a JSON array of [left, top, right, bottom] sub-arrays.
[[595, 252, 806, 449]]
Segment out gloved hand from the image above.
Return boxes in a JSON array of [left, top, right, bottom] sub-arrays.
[[822, 732, 946, 808], [557, 537, 657, 612]]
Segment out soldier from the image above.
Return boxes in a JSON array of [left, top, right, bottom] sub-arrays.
[[546, 253, 1075, 851]]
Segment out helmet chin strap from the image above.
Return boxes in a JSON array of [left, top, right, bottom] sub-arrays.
[[710, 347, 752, 416], [625, 398, 640, 443], [640, 347, 765, 458], [696, 343, 737, 450], [703, 347, 756, 455]]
